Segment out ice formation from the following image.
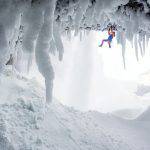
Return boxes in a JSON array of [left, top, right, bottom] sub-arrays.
[[0, 0, 150, 102]]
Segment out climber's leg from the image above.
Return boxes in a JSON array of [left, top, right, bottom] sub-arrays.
[[108, 41, 111, 48], [99, 39, 108, 47]]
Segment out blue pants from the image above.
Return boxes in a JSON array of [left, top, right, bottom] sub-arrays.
[[100, 35, 113, 48]]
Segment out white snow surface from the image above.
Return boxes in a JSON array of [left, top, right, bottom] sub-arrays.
[[0, 69, 150, 150]]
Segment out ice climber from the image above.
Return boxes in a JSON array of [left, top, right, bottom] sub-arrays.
[[99, 26, 115, 48]]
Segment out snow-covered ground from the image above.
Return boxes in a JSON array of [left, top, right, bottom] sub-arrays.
[[0, 69, 150, 150]]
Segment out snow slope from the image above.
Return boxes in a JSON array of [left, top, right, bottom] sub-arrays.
[[112, 108, 144, 120], [0, 69, 150, 150]]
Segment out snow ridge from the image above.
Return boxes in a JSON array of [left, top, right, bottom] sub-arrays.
[[0, 72, 150, 150], [137, 106, 150, 121]]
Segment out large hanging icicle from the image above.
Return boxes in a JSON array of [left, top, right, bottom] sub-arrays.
[[142, 33, 146, 55], [116, 29, 126, 68], [22, 5, 43, 53], [146, 33, 150, 47], [53, 21, 64, 61], [35, 0, 56, 103], [121, 34, 126, 68], [22, 3, 44, 73], [134, 34, 139, 61], [138, 32, 144, 57]]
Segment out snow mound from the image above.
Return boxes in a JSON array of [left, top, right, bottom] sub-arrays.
[[0, 71, 150, 150], [136, 84, 150, 96], [112, 108, 144, 120], [137, 107, 150, 121]]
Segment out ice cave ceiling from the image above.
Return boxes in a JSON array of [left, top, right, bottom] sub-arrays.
[[54, 0, 150, 31]]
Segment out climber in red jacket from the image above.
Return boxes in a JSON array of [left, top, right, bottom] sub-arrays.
[[99, 26, 115, 48]]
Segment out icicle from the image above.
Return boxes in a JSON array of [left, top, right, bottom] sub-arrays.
[[116, 30, 121, 45], [83, 29, 86, 38], [146, 34, 149, 47], [9, 28, 18, 54], [86, 29, 90, 36], [117, 30, 126, 68], [15, 49, 23, 73], [80, 29, 82, 41], [74, 0, 89, 36], [134, 34, 139, 61], [121, 43, 126, 69], [53, 21, 64, 61], [83, 4, 95, 27], [49, 38, 56, 55], [125, 20, 134, 48], [138, 32, 143, 57], [22, 7, 42, 53], [120, 30, 126, 68], [13, 25, 24, 72], [35, 0, 56, 103], [142, 33, 146, 55], [22, 5, 43, 73], [130, 38, 134, 49], [67, 29, 71, 41], [93, 0, 103, 22], [74, 26, 79, 37]]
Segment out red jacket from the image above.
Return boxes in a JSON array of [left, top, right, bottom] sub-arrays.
[[108, 30, 115, 37]]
